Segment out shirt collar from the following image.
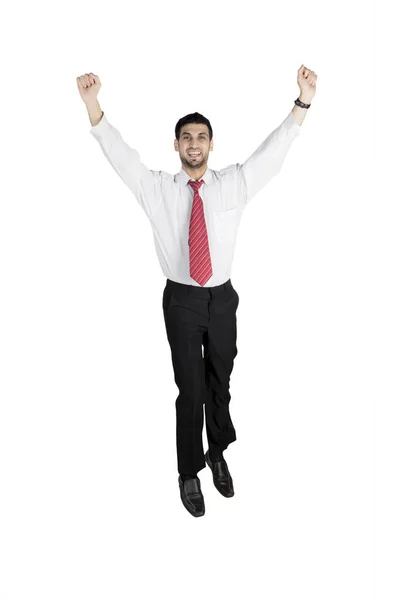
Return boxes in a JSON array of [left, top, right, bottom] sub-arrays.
[[179, 166, 213, 186]]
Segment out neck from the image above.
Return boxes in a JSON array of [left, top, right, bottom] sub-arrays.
[[182, 165, 208, 180]]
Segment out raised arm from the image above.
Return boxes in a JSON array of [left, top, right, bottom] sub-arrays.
[[238, 110, 301, 205], [77, 72, 162, 220], [238, 64, 317, 205]]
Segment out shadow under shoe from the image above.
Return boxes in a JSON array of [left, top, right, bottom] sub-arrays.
[[205, 450, 234, 497], [178, 476, 205, 517]]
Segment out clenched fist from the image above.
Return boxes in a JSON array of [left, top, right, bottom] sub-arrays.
[[297, 64, 317, 104], [76, 73, 101, 105]]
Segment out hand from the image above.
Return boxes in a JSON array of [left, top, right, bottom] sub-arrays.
[[297, 64, 317, 104], [76, 72, 102, 105]]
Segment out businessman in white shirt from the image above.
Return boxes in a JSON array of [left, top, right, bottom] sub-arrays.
[[77, 64, 317, 517]]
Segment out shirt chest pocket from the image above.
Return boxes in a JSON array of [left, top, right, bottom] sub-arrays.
[[212, 207, 238, 244]]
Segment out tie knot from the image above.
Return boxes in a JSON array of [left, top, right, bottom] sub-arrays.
[[188, 179, 204, 192]]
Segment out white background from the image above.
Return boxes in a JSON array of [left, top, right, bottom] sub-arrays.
[[0, 0, 396, 599]]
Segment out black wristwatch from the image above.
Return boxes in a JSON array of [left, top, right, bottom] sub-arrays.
[[294, 97, 311, 109]]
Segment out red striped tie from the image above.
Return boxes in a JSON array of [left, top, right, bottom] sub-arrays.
[[187, 179, 213, 286]]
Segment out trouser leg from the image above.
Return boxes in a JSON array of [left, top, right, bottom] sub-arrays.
[[163, 284, 208, 476], [203, 284, 239, 457]]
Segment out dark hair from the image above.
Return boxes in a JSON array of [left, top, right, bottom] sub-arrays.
[[175, 111, 213, 141]]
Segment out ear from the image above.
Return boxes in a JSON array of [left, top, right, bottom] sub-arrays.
[[210, 139, 214, 151], [174, 139, 179, 151]]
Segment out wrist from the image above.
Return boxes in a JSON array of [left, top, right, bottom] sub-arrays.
[[85, 98, 101, 109], [298, 94, 313, 105], [85, 99, 103, 127]]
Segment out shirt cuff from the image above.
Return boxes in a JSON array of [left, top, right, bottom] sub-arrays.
[[90, 112, 107, 136]]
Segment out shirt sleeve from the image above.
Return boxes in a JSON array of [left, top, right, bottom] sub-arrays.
[[90, 113, 162, 220], [238, 111, 301, 206]]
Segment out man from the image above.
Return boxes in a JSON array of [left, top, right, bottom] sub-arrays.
[[77, 64, 317, 517]]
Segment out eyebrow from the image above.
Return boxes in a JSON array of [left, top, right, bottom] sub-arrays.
[[181, 131, 209, 137]]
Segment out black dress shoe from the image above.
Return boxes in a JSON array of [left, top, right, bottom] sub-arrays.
[[205, 450, 234, 497], [178, 476, 205, 517]]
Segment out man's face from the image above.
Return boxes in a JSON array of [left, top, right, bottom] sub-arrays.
[[174, 123, 213, 170]]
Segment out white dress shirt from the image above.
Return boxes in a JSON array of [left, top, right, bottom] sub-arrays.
[[90, 111, 301, 287]]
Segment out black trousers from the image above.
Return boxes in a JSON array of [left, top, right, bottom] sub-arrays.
[[162, 278, 239, 476]]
